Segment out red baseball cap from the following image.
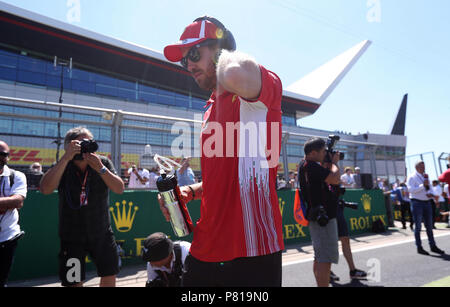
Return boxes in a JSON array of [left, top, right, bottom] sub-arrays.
[[164, 19, 224, 62]]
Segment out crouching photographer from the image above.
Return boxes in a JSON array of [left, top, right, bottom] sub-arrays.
[[142, 232, 190, 287], [298, 137, 341, 287], [40, 127, 124, 287]]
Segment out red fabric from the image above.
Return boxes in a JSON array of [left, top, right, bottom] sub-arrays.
[[439, 169, 450, 185], [190, 66, 284, 262]]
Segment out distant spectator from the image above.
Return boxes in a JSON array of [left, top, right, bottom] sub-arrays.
[[277, 175, 287, 190], [26, 162, 44, 190], [340, 167, 355, 188], [352, 167, 362, 189], [432, 180, 445, 224], [147, 166, 159, 190], [399, 183, 413, 230], [127, 164, 150, 189], [288, 171, 296, 189], [176, 157, 195, 187]]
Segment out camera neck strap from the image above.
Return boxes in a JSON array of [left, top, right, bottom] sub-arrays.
[[77, 170, 89, 207]]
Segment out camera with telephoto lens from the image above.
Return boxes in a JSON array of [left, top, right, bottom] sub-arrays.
[[338, 199, 359, 210], [334, 186, 359, 210], [73, 139, 99, 160], [324, 135, 345, 163]]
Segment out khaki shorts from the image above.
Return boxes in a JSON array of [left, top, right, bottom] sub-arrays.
[[308, 218, 339, 264]]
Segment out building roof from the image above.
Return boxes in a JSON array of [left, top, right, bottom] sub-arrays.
[[285, 40, 372, 105], [0, 1, 370, 118]]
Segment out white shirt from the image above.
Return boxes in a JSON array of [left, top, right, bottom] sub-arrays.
[[147, 172, 159, 190], [0, 166, 27, 243], [128, 168, 150, 189], [445, 184, 449, 199], [146, 241, 191, 282], [432, 185, 445, 202], [340, 173, 355, 187], [407, 172, 433, 202]]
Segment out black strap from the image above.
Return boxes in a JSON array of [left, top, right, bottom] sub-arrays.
[[9, 170, 15, 188]]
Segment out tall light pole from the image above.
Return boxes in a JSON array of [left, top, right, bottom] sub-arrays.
[[53, 56, 72, 162]]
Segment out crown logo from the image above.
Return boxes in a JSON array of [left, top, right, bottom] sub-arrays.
[[361, 194, 372, 213], [110, 200, 139, 233], [278, 198, 285, 217]]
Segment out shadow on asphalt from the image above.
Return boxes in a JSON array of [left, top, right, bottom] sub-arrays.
[[330, 279, 384, 288], [430, 254, 450, 261]]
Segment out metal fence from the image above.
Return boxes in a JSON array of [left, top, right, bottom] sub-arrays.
[[0, 95, 389, 188]]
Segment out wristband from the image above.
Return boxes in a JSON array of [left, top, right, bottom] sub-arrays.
[[188, 185, 195, 201]]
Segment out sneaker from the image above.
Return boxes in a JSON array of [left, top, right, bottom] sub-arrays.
[[330, 271, 340, 283], [350, 269, 367, 280], [430, 246, 445, 255], [417, 247, 430, 255]]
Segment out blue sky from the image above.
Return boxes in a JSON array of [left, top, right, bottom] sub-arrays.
[[3, 0, 450, 175]]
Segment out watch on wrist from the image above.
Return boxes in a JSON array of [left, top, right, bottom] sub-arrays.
[[99, 166, 107, 175]]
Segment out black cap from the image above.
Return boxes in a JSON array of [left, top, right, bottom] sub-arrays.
[[142, 232, 174, 262], [156, 173, 178, 192]]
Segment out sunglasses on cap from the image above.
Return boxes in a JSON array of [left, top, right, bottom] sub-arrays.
[[180, 40, 216, 70], [0, 152, 9, 157]]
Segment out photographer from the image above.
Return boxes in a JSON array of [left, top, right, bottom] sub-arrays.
[[40, 127, 125, 287], [127, 163, 150, 189], [0, 140, 27, 287], [142, 232, 190, 287], [298, 137, 341, 287]]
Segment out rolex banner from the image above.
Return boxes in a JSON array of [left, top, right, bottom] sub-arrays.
[[9, 189, 386, 282]]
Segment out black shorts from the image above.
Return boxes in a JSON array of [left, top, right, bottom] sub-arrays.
[[336, 208, 349, 238], [182, 251, 282, 287], [58, 232, 119, 287]]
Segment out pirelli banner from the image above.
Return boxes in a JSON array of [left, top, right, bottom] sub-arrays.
[[9, 189, 386, 282]]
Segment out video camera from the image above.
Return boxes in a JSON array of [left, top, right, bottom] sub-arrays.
[[324, 135, 345, 163]]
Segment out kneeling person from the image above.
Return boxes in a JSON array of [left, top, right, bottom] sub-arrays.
[[142, 232, 190, 287]]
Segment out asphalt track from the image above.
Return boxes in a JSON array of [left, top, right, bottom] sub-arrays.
[[10, 222, 450, 287], [283, 229, 450, 287]]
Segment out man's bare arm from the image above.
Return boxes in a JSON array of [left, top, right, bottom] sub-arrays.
[[0, 195, 25, 210], [216, 50, 262, 100]]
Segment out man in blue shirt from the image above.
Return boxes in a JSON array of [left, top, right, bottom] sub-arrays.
[[176, 157, 196, 187]]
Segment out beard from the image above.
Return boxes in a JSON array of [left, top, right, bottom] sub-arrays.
[[192, 61, 217, 92]]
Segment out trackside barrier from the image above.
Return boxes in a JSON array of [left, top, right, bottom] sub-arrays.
[[9, 189, 385, 282]]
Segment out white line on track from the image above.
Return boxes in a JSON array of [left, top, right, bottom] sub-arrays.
[[282, 232, 450, 267]]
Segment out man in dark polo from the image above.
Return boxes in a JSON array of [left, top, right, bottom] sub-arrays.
[[40, 127, 124, 287]]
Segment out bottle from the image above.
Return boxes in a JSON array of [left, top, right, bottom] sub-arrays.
[[157, 173, 194, 237]]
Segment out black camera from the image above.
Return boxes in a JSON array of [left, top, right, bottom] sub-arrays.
[[317, 206, 329, 227], [73, 139, 99, 160], [324, 135, 345, 163]]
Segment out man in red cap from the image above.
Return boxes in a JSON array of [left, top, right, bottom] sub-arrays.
[[160, 16, 284, 287]]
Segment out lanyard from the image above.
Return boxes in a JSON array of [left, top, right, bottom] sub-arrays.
[[77, 170, 89, 207]]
